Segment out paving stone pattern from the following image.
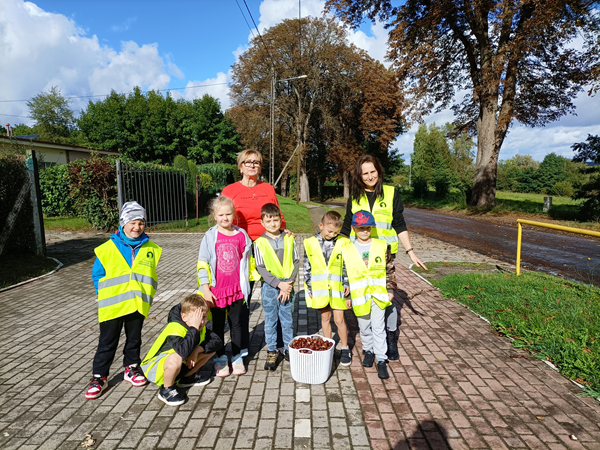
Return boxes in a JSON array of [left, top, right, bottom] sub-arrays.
[[0, 232, 599, 449]]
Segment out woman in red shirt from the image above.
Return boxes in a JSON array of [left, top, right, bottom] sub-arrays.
[[221, 149, 286, 241]]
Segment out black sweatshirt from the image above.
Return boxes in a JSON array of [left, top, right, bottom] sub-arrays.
[[340, 189, 408, 239], [157, 304, 223, 358]]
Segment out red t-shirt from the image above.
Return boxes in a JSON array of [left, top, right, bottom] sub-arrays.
[[221, 181, 286, 241]]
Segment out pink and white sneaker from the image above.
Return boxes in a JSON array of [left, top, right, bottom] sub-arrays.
[[232, 359, 246, 376], [124, 365, 147, 387], [215, 362, 231, 377], [85, 375, 107, 399]]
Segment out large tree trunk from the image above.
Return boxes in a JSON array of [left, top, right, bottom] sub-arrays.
[[343, 170, 349, 199], [299, 156, 310, 202], [281, 172, 288, 197], [471, 100, 500, 208]]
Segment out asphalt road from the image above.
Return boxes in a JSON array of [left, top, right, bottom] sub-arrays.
[[402, 208, 600, 284]]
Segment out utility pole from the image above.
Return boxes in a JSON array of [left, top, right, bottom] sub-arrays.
[[270, 70, 276, 185]]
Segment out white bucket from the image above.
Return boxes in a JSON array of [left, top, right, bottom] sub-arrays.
[[288, 334, 335, 385]]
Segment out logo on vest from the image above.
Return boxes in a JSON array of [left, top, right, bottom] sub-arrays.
[[375, 256, 382, 263], [146, 251, 154, 259], [379, 201, 386, 208], [138, 250, 156, 268], [336, 253, 341, 260]]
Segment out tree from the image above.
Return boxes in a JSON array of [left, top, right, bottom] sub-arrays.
[[27, 86, 76, 142], [326, 0, 600, 207], [444, 123, 475, 186], [537, 152, 566, 192], [572, 134, 600, 220], [412, 123, 450, 184], [230, 17, 404, 201]]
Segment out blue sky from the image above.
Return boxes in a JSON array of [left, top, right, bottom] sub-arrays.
[[1, 0, 598, 163]]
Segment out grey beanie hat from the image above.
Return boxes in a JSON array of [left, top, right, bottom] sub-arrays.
[[120, 201, 146, 227]]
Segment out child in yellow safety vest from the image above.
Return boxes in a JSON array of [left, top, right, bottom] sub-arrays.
[[254, 203, 299, 371], [87, 201, 162, 400], [303, 211, 352, 366], [342, 210, 397, 380], [141, 294, 221, 406]]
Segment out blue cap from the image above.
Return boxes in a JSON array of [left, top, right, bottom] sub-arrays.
[[351, 210, 376, 227]]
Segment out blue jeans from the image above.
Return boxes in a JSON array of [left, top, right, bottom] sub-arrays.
[[261, 282, 294, 352]]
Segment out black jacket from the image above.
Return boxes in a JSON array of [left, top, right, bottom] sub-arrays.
[[157, 304, 223, 358]]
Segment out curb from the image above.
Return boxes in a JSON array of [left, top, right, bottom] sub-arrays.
[[0, 257, 63, 293]]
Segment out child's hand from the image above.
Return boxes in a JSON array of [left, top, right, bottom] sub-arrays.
[[345, 298, 352, 309], [343, 286, 350, 297], [278, 281, 293, 295], [188, 308, 206, 330], [187, 346, 204, 369], [278, 290, 290, 302], [388, 292, 394, 301], [202, 284, 217, 307]]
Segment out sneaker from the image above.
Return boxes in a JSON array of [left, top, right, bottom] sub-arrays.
[[386, 331, 400, 361], [158, 385, 186, 406], [362, 351, 375, 368], [377, 360, 390, 379], [178, 371, 211, 388], [264, 351, 278, 371], [340, 348, 352, 366], [85, 375, 107, 400], [124, 364, 147, 387], [232, 358, 246, 375], [215, 362, 230, 377]]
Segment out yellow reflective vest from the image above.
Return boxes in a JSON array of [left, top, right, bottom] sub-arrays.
[[254, 234, 295, 279], [342, 238, 391, 316], [351, 185, 399, 254], [94, 240, 162, 323], [141, 321, 206, 386], [303, 236, 349, 310]]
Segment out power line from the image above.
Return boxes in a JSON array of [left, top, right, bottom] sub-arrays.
[[240, 0, 276, 69], [0, 81, 230, 104], [233, 0, 257, 41]]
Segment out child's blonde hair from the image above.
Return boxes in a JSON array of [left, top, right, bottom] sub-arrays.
[[181, 294, 209, 315], [210, 195, 236, 216]]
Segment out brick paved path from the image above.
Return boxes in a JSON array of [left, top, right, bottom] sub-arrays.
[[0, 233, 599, 449]]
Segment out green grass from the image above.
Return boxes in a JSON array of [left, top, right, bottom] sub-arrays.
[[432, 270, 600, 397], [44, 216, 94, 231], [494, 191, 583, 220], [0, 255, 59, 289], [278, 195, 313, 233]]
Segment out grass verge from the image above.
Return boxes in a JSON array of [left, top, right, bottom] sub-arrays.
[[430, 269, 600, 397], [44, 216, 94, 231], [278, 196, 313, 233], [0, 255, 59, 289]]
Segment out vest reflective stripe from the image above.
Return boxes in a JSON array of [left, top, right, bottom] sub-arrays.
[[351, 185, 399, 254], [141, 322, 206, 386], [254, 235, 295, 279], [95, 240, 162, 323], [249, 255, 261, 282], [342, 239, 391, 316], [303, 236, 348, 310]]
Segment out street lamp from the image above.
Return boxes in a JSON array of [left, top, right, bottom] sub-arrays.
[[270, 74, 308, 186]]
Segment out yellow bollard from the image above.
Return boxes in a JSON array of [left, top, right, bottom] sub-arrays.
[[516, 222, 522, 276]]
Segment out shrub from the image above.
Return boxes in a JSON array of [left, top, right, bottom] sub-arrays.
[[187, 160, 198, 194], [412, 177, 429, 199], [197, 163, 237, 192], [551, 180, 574, 198], [39, 165, 75, 216]]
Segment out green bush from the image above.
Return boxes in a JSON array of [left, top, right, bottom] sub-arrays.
[[39, 165, 75, 216], [187, 160, 198, 194], [412, 177, 429, 199], [197, 163, 238, 193], [551, 180, 574, 198]]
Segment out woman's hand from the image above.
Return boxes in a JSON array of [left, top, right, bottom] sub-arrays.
[[282, 228, 295, 238], [409, 252, 428, 270]]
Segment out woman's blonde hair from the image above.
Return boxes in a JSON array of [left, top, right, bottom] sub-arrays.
[[237, 149, 263, 170], [209, 195, 236, 216]]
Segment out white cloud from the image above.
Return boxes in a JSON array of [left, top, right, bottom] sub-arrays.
[[0, 0, 179, 124], [111, 16, 136, 33], [170, 71, 232, 111]]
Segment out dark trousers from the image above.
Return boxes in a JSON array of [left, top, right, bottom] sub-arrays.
[[92, 311, 145, 377], [211, 298, 249, 358]]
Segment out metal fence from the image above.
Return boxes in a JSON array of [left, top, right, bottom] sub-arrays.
[[116, 160, 187, 227]]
